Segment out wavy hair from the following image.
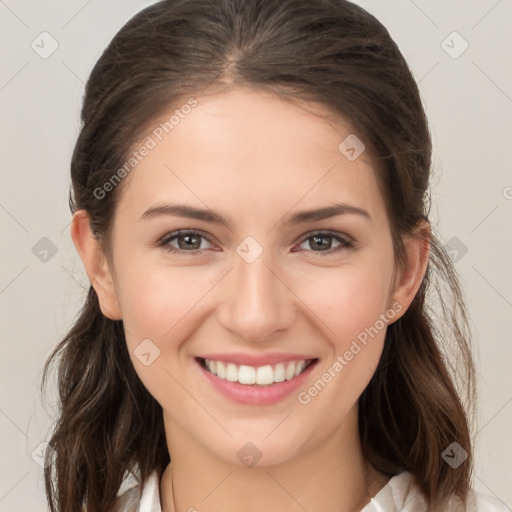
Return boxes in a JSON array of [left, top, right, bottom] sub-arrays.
[[41, 0, 476, 510]]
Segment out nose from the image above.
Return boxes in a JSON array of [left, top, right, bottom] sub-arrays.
[[216, 250, 297, 343]]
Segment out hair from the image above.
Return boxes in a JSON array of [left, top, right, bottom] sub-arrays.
[[41, 0, 476, 511]]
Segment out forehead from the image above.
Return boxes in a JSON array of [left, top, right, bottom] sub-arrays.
[[116, 85, 385, 224]]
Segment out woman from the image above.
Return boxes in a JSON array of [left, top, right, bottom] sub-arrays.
[[41, 0, 508, 511]]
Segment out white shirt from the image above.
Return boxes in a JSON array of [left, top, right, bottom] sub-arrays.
[[112, 469, 509, 512]]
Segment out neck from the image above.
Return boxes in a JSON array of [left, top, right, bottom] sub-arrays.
[[160, 407, 388, 512]]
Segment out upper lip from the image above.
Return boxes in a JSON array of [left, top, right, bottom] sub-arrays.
[[196, 352, 316, 367]]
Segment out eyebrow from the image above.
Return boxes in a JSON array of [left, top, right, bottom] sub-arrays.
[[139, 202, 371, 227], [283, 203, 371, 226], [140, 204, 233, 227]]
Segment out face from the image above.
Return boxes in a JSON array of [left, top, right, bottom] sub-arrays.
[[98, 86, 407, 467]]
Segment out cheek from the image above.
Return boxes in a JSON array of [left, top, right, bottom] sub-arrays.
[[295, 259, 394, 346], [294, 282, 389, 446], [117, 262, 215, 342], [116, 266, 210, 408], [292, 255, 393, 414], [115, 263, 224, 401]]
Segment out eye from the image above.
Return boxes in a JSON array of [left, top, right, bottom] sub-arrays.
[[157, 229, 355, 256], [159, 230, 215, 253], [294, 231, 355, 255]]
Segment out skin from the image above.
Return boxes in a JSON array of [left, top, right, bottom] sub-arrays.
[[71, 85, 429, 512]]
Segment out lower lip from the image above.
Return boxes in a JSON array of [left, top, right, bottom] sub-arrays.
[[195, 358, 318, 406]]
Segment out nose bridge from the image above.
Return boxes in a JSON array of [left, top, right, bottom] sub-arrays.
[[217, 245, 295, 341]]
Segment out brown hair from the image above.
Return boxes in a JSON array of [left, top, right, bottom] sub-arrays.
[[41, 0, 476, 510]]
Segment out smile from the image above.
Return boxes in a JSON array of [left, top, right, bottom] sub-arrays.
[[199, 357, 316, 386]]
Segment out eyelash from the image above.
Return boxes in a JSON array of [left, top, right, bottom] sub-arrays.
[[158, 229, 355, 256]]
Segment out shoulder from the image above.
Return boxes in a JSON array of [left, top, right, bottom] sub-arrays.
[[465, 489, 511, 512], [361, 471, 510, 512], [112, 469, 162, 512]]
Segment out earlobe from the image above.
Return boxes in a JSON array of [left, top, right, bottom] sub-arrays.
[[70, 210, 122, 320], [389, 220, 431, 319]]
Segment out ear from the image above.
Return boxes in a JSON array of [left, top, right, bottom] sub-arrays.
[[70, 210, 122, 320], [388, 219, 431, 321]]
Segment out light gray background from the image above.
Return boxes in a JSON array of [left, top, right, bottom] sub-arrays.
[[1, 0, 511, 510]]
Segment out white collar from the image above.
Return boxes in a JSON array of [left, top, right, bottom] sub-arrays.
[[114, 468, 508, 512]]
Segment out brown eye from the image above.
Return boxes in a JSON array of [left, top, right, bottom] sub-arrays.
[[295, 231, 354, 255], [308, 234, 334, 251], [160, 230, 214, 253], [175, 233, 203, 250]]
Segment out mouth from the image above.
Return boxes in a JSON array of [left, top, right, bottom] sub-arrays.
[[196, 357, 318, 386]]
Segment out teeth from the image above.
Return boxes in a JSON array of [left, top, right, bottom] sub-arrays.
[[202, 358, 312, 385], [285, 362, 296, 381], [226, 363, 238, 382], [239, 365, 256, 384], [256, 365, 273, 385], [216, 361, 226, 379], [273, 363, 286, 382], [207, 360, 217, 375], [294, 360, 306, 377]]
